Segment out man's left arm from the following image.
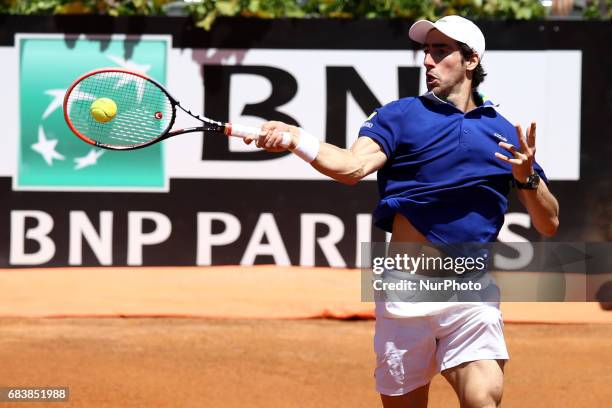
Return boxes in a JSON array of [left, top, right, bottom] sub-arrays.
[[495, 122, 560, 237], [515, 179, 559, 237]]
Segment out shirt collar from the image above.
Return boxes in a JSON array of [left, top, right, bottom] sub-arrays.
[[421, 91, 500, 110]]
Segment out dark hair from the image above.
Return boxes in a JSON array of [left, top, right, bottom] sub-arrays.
[[458, 42, 487, 89]]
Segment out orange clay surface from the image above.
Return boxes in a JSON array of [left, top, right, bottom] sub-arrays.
[[0, 319, 611, 408], [1, 266, 611, 323], [1, 266, 611, 407]]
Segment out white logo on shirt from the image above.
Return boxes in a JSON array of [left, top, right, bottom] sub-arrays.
[[493, 132, 507, 142]]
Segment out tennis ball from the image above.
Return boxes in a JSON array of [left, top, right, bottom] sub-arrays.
[[90, 98, 117, 123]]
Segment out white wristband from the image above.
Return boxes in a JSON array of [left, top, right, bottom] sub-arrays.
[[290, 128, 320, 163]]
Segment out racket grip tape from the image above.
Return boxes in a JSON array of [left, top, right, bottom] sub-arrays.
[[225, 123, 291, 148]]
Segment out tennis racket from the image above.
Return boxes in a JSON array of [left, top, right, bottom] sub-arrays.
[[63, 67, 292, 150]]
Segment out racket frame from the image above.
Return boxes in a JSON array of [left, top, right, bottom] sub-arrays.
[[64, 67, 290, 151], [63, 67, 227, 151]]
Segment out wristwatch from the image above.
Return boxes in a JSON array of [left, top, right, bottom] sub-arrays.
[[514, 173, 540, 190]]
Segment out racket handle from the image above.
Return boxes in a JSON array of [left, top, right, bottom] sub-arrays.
[[226, 123, 292, 148]]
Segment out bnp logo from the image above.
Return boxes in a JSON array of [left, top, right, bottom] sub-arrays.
[[16, 34, 170, 191]]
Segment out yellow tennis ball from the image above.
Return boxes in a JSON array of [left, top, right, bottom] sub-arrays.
[[90, 98, 117, 123]]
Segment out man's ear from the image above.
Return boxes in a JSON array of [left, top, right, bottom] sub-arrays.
[[466, 53, 479, 72]]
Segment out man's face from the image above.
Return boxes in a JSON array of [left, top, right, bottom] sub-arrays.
[[422, 29, 467, 97]]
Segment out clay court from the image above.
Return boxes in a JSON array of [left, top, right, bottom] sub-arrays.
[[1, 266, 612, 407], [1, 319, 612, 407]]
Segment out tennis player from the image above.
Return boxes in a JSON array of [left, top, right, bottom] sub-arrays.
[[245, 15, 559, 408]]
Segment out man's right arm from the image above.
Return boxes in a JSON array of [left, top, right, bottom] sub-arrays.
[[246, 121, 387, 185], [311, 136, 387, 185]]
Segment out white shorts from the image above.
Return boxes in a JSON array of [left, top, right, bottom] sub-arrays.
[[374, 302, 509, 396]]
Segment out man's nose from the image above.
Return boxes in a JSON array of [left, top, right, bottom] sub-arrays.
[[424, 51, 435, 69], [424, 53, 435, 67]]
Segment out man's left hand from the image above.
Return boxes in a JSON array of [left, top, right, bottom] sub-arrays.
[[495, 122, 536, 183]]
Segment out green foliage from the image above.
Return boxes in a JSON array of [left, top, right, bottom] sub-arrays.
[[187, 0, 548, 28], [302, 0, 437, 19], [1, 0, 609, 28], [8, 0, 65, 14], [2, 0, 173, 15], [582, 0, 612, 19], [187, 0, 306, 30]]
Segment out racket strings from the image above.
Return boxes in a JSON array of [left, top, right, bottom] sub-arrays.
[[66, 71, 174, 147]]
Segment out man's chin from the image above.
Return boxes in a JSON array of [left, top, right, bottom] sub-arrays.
[[427, 85, 450, 99], [427, 84, 441, 94]]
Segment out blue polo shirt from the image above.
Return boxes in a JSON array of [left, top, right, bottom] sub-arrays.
[[359, 92, 548, 245]]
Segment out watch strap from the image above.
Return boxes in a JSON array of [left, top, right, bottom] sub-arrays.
[[514, 173, 540, 190]]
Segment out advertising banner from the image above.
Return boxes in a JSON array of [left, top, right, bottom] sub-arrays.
[[0, 17, 610, 269]]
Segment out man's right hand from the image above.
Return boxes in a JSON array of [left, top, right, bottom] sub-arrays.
[[243, 121, 299, 152]]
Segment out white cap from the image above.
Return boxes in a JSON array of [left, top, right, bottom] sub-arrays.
[[409, 15, 485, 60]]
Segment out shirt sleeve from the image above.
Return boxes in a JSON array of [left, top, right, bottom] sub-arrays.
[[357, 107, 397, 158]]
